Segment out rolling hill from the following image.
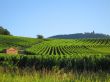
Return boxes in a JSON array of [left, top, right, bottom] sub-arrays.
[[1, 35, 110, 55], [0, 35, 110, 71], [49, 32, 110, 39], [0, 35, 37, 51]]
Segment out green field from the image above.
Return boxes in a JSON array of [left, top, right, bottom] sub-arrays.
[[26, 38, 110, 55], [0, 35, 37, 50], [0, 35, 110, 81]]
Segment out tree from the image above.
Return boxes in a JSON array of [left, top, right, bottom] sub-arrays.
[[0, 26, 11, 35], [37, 35, 44, 39], [91, 30, 95, 34]]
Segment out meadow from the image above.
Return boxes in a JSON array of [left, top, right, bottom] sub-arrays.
[[0, 67, 110, 82]]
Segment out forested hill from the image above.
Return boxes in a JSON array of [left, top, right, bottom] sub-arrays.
[[49, 32, 110, 39]]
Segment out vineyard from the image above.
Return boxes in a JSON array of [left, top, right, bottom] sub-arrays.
[[0, 35, 37, 51], [26, 39, 110, 55], [0, 35, 110, 71]]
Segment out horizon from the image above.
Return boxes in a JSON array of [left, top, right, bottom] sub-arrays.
[[0, 0, 110, 38], [48, 31, 110, 38], [7, 30, 110, 38]]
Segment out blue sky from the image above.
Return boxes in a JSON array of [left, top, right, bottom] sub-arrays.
[[0, 0, 110, 37]]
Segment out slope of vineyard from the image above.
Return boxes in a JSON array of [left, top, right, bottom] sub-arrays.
[[0, 35, 37, 51], [26, 39, 110, 55], [1, 35, 110, 56], [1, 35, 110, 71]]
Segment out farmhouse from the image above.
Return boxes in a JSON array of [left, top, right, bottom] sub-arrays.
[[5, 47, 18, 54]]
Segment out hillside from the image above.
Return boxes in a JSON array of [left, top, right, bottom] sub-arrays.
[[1, 35, 110, 55], [1, 35, 110, 71], [26, 38, 110, 55], [0, 35, 37, 51], [49, 32, 110, 39]]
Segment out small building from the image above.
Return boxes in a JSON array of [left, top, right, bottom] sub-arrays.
[[5, 47, 18, 54]]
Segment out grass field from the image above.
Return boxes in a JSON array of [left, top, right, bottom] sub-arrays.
[[0, 67, 110, 82]]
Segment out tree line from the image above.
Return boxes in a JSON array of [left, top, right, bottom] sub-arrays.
[[49, 31, 110, 39], [0, 26, 10, 35]]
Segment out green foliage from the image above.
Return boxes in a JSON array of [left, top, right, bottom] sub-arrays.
[[1, 35, 110, 71], [26, 39, 110, 55], [1, 35, 110, 82], [0, 35, 38, 52], [0, 69, 110, 82], [50, 32, 110, 39], [0, 26, 10, 35], [37, 35, 44, 39], [0, 54, 110, 71]]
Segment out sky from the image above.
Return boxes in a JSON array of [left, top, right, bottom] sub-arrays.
[[0, 0, 110, 38]]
